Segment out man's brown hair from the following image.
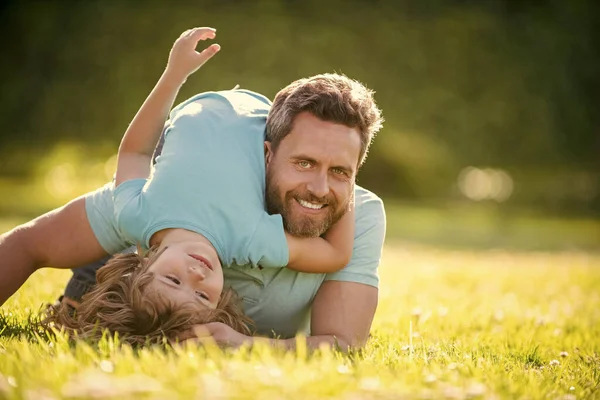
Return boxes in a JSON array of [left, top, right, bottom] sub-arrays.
[[266, 73, 384, 167], [43, 248, 252, 346]]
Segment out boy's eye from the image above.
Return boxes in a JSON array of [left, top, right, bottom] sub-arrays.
[[196, 291, 209, 301], [166, 276, 181, 285]]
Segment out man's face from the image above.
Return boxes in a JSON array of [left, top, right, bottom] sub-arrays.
[[265, 112, 362, 237]]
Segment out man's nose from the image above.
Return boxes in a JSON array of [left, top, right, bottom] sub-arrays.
[[306, 171, 329, 199]]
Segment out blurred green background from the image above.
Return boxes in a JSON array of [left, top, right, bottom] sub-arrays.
[[1, 0, 598, 250]]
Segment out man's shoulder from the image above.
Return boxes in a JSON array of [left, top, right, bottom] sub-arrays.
[[354, 185, 385, 217], [353, 184, 386, 239]]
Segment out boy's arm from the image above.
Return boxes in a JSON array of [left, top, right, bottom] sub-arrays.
[[115, 27, 220, 187], [286, 204, 355, 273]]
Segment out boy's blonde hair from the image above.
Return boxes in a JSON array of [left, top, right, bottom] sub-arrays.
[[43, 248, 252, 345]]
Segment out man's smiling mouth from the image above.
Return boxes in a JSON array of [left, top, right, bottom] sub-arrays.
[[296, 198, 326, 210]]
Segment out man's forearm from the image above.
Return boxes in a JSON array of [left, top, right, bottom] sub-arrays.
[[251, 334, 356, 352], [0, 228, 38, 306]]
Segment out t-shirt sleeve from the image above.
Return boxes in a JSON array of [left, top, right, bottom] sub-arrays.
[[324, 195, 386, 288], [113, 178, 148, 244], [84, 182, 132, 254], [246, 213, 290, 269]]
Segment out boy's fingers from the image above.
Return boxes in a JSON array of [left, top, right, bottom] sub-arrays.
[[191, 324, 213, 338], [189, 27, 216, 41], [196, 43, 220, 64], [179, 29, 193, 39]]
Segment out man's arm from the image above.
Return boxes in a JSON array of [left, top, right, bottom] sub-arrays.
[[255, 281, 377, 350]]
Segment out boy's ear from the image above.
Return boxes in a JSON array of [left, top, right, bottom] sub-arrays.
[[264, 141, 273, 165]]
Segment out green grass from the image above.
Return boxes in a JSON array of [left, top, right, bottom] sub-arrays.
[[1, 235, 599, 399]]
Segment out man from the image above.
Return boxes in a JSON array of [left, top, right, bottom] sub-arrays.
[[1, 73, 386, 350]]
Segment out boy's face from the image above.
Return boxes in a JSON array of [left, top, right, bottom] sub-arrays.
[[146, 241, 223, 310]]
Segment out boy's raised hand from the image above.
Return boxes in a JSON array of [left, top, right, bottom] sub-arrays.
[[166, 27, 220, 81]]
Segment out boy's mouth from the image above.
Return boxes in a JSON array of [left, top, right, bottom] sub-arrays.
[[189, 254, 213, 271]]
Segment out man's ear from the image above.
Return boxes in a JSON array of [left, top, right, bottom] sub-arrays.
[[264, 141, 273, 165]]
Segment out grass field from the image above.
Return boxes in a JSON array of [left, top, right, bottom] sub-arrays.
[[1, 218, 600, 399]]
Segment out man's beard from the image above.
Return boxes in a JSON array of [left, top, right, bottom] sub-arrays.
[[265, 169, 349, 238]]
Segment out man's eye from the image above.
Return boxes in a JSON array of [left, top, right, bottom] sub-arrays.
[[166, 276, 181, 285], [298, 161, 311, 169], [196, 291, 209, 301], [332, 168, 346, 176]]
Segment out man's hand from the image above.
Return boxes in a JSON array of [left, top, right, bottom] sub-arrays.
[[166, 27, 220, 82], [178, 322, 252, 348], [177, 281, 378, 352]]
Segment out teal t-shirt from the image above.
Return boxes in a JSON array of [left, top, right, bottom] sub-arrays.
[[112, 90, 289, 269]]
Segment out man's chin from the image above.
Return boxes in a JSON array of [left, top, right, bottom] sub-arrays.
[[283, 212, 330, 238]]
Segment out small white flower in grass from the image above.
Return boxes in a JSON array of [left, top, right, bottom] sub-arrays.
[[466, 382, 486, 398], [443, 385, 463, 400], [99, 360, 114, 373], [569, 386, 575, 391], [268, 367, 282, 378], [337, 365, 351, 374], [493, 310, 504, 322], [423, 374, 437, 384], [549, 359, 560, 367], [401, 345, 411, 352], [412, 308, 423, 326], [7, 377, 17, 388], [200, 373, 226, 399], [359, 377, 380, 391], [447, 363, 459, 370], [560, 351, 569, 358]]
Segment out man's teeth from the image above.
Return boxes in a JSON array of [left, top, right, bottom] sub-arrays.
[[297, 199, 324, 210]]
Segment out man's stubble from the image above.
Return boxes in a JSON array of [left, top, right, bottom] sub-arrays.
[[264, 166, 351, 238]]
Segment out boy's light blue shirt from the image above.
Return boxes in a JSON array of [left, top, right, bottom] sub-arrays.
[[84, 90, 386, 338], [113, 90, 289, 269]]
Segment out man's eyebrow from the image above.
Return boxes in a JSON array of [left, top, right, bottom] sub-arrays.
[[289, 154, 318, 163]]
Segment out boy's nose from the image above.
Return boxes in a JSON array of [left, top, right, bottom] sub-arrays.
[[189, 265, 206, 280]]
